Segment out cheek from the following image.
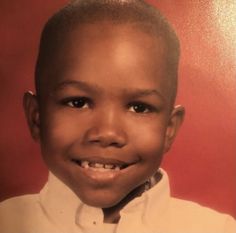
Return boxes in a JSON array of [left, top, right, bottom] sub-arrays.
[[39, 110, 87, 154], [129, 117, 167, 160]]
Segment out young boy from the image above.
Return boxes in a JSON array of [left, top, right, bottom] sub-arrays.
[[0, 0, 235, 232]]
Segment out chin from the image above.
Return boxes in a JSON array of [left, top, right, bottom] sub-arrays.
[[78, 190, 125, 208]]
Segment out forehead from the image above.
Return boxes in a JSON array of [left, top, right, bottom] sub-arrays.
[[40, 22, 171, 99]]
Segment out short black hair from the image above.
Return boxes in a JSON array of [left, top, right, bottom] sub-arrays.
[[35, 0, 180, 103]]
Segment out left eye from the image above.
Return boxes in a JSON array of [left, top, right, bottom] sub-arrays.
[[65, 97, 91, 108], [128, 102, 153, 113]]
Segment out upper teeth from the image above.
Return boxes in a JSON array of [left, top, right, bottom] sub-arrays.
[[104, 164, 114, 169], [80, 161, 121, 171], [81, 161, 89, 168]]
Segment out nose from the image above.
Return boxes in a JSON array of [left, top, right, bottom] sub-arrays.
[[83, 108, 127, 148]]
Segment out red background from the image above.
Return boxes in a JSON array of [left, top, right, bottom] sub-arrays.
[[0, 0, 235, 218]]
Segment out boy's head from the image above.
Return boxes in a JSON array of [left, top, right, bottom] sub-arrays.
[[35, 0, 180, 104], [24, 0, 184, 210]]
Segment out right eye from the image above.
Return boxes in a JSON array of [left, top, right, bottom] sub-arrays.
[[63, 97, 91, 109]]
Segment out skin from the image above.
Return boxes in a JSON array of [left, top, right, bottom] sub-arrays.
[[23, 22, 185, 223]]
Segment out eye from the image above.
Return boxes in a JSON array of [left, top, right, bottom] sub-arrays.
[[63, 97, 91, 109], [128, 102, 154, 113]]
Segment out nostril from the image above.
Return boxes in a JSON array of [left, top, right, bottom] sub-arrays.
[[110, 142, 120, 147], [84, 128, 127, 148], [92, 135, 126, 148], [102, 140, 124, 148]]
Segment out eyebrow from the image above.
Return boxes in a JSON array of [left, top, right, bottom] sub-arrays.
[[54, 80, 102, 94], [124, 88, 165, 101], [54, 79, 165, 101]]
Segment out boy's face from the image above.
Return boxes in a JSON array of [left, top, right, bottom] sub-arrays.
[[24, 22, 184, 208]]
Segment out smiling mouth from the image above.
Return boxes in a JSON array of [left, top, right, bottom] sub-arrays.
[[71, 158, 130, 172]]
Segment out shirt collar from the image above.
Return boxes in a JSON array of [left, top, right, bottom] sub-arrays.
[[39, 168, 170, 231], [39, 174, 81, 232], [119, 168, 170, 229]]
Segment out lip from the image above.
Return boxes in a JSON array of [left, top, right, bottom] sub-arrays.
[[71, 156, 139, 184], [71, 156, 137, 168]]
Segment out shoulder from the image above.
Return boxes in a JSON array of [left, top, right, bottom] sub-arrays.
[[170, 197, 233, 219], [0, 194, 45, 233], [166, 197, 236, 233], [0, 193, 41, 214]]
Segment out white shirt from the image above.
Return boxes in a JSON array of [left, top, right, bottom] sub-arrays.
[[0, 169, 235, 233]]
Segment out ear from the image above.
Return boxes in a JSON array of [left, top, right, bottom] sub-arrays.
[[164, 105, 185, 153], [23, 91, 41, 141]]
